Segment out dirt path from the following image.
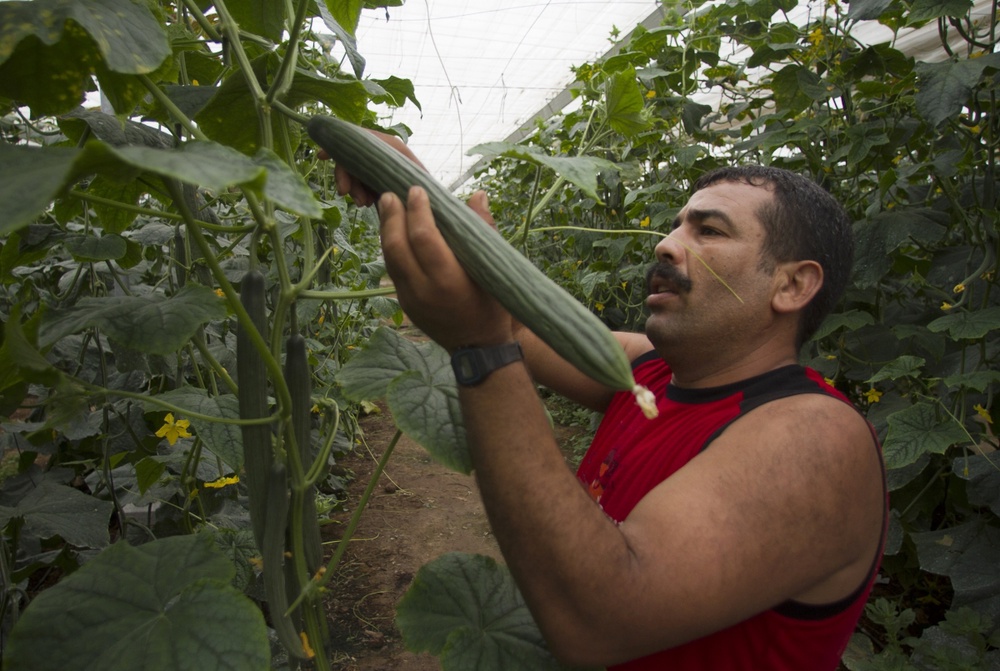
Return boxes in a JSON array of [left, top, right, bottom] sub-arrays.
[[321, 404, 503, 670]]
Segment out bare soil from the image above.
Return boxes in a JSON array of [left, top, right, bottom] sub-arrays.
[[320, 403, 503, 671]]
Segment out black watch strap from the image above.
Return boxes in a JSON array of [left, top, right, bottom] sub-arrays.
[[451, 342, 524, 386]]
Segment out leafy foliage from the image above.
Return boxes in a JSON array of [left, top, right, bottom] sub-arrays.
[[1, 0, 998, 668], [0, 0, 409, 668]]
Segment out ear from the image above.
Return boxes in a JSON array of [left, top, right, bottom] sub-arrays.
[[771, 260, 823, 315]]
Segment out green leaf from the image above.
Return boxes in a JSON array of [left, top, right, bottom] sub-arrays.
[[852, 208, 948, 288], [604, 67, 650, 137], [396, 553, 565, 671], [323, 0, 364, 35], [680, 101, 713, 135], [388, 370, 469, 475], [0, 308, 62, 395], [65, 234, 127, 262], [0, 480, 113, 549], [0, 0, 170, 115], [283, 67, 371, 124], [337, 328, 469, 473], [40, 285, 228, 356], [941, 370, 1000, 392], [134, 457, 167, 495], [337, 327, 442, 401], [469, 142, 618, 203], [0, 144, 80, 236], [953, 452, 1000, 517], [253, 149, 323, 219], [370, 76, 422, 111], [813, 309, 876, 340], [907, 0, 973, 24], [927, 307, 1000, 340], [84, 176, 147, 234], [915, 54, 1000, 127], [771, 64, 813, 113], [228, 0, 285, 43], [317, 0, 366, 78], [85, 141, 267, 193], [3, 534, 269, 671], [60, 107, 174, 149], [846, 0, 896, 21], [846, 123, 890, 164], [883, 402, 969, 469], [866, 355, 926, 383], [911, 521, 1000, 621]]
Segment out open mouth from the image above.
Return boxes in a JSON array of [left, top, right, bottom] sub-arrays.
[[646, 263, 692, 297]]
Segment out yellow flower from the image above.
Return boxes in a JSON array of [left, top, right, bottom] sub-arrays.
[[954, 283, 966, 294], [824, 354, 837, 361], [203, 474, 239, 489], [808, 27, 824, 46], [299, 632, 315, 660], [974, 404, 993, 424], [156, 413, 192, 446], [941, 302, 953, 311], [824, 377, 836, 387], [214, 288, 225, 298], [864, 388, 883, 404], [595, 302, 605, 312], [249, 556, 263, 570], [646, 89, 656, 99], [639, 216, 651, 228]]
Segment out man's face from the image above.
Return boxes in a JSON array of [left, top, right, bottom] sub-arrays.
[[644, 180, 778, 351]]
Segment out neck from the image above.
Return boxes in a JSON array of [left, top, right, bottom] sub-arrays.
[[659, 337, 800, 389]]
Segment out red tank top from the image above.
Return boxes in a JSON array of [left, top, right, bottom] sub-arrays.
[[576, 353, 887, 670]]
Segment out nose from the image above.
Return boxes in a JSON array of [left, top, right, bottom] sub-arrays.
[[654, 230, 685, 265]]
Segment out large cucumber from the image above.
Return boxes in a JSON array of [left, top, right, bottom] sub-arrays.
[[236, 269, 272, 550], [306, 115, 656, 417]]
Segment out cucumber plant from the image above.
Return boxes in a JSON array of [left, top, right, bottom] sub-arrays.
[[0, 0, 409, 668]]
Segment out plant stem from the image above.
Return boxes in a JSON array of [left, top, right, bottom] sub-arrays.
[[178, 0, 221, 41], [298, 286, 398, 300], [320, 429, 402, 588], [267, 0, 312, 105]]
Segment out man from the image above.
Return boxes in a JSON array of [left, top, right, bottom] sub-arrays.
[[337, 156, 887, 669]]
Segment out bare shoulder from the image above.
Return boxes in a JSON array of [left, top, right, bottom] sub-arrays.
[[712, 391, 882, 501], [621, 391, 884, 634]]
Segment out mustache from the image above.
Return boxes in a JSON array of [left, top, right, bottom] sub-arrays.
[[645, 262, 693, 295]]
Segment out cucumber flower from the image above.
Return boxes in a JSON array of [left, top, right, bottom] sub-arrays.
[[156, 413, 192, 445]]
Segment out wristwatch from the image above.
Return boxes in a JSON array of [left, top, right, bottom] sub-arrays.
[[451, 342, 524, 386]]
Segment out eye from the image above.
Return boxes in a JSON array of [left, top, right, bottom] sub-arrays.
[[698, 225, 721, 236]]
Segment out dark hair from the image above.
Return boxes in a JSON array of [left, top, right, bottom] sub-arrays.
[[692, 165, 854, 347]]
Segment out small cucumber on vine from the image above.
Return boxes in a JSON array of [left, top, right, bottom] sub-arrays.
[[284, 333, 323, 573], [261, 461, 307, 659], [305, 114, 657, 418], [236, 269, 272, 550]]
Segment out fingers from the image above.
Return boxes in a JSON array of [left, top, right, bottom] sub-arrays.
[[334, 165, 378, 206], [380, 186, 459, 280], [467, 190, 495, 227]]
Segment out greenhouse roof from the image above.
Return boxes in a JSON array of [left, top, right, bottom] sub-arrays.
[[340, 1, 993, 191]]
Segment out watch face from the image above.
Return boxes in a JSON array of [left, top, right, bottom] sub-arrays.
[[452, 350, 484, 385]]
